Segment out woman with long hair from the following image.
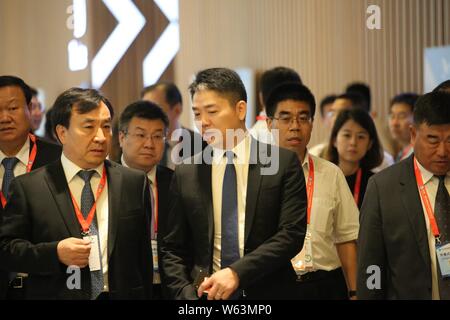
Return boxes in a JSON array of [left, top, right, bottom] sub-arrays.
[[326, 109, 383, 208]]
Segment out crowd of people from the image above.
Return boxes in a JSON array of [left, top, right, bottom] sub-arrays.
[[0, 68, 448, 300]]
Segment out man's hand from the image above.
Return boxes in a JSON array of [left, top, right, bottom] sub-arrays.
[[197, 267, 240, 300], [57, 237, 91, 267]]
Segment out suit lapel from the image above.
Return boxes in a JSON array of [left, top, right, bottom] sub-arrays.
[[244, 139, 263, 244], [198, 152, 214, 246], [400, 156, 431, 271], [106, 161, 122, 258], [44, 161, 80, 237]]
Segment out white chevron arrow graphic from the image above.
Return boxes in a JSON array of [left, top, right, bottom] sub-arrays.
[[91, 0, 146, 89], [143, 0, 179, 86]]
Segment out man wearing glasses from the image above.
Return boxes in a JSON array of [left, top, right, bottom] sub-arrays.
[[266, 82, 359, 300], [118, 100, 174, 299]]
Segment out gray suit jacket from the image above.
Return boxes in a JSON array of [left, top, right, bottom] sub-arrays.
[[357, 155, 433, 299]]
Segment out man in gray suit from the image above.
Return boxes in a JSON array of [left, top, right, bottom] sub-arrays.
[[357, 91, 450, 299]]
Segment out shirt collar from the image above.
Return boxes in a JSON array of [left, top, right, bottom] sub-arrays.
[[0, 137, 30, 167], [61, 152, 104, 183], [121, 154, 157, 183], [301, 149, 310, 169], [212, 132, 251, 164], [415, 158, 435, 185], [147, 166, 157, 185]]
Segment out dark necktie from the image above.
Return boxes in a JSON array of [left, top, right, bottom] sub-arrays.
[[149, 179, 156, 240], [434, 175, 450, 299], [2, 157, 20, 200], [3, 157, 20, 281], [221, 151, 240, 269], [78, 170, 104, 300]]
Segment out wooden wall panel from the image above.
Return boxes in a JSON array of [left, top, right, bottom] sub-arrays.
[[176, 0, 450, 150], [0, 0, 448, 153]]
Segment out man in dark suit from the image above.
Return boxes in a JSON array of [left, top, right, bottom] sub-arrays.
[[160, 68, 307, 300], [118, 100, 174, 299], [0, 75, 61, 299], [357, 91, 450, 299], [141, 81, 206, 169], [0, 87, 153, 299]]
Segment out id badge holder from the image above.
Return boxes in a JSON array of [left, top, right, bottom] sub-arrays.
[[83, 235, 102, 271], [291, 227, 313, 272], [436, 241, 450, 278], [303, 229, 313, 269], [151, 238, 160, 283]]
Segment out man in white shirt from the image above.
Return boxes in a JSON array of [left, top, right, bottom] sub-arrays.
[[388, 93, 419, 162], [358, 91, 450, 299], [0, 88, 153, 299], [266, 82, 359, 299], [118, 100, 174, 299]]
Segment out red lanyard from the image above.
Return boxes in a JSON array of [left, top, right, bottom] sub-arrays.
[[70, 166, 107, 235], [353, 168, 362, 205], [1, 134, 37, 208], [413, 157, 441, 241], [306, 156, 314, 225], [152, 177, 159, 235]]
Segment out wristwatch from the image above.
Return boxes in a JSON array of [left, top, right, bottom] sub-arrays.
[[348, 290, 357, 298]]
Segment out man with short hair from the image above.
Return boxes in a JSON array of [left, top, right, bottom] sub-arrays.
[[118, 100, 173, 299], [160, 68, 307, 300], [358, 91, 450, 299], [0, 87, 153, 299], [250, 67, 302, 144], [29, 87, 44, 133], [0, 75, 61, 299], [142, 82, 204, 169], [388, 93, 419, 162], [266, 82, 359, 300], [309, 94, 336, 157]]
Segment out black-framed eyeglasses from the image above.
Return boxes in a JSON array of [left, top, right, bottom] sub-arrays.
[[272, 113, 312, 125]]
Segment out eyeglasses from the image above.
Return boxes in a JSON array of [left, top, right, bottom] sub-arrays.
[[388, 113, 412, 121], [124, 131, 166, 143], [272, 113, 312, 125]]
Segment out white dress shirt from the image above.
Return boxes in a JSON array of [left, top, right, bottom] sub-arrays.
[[292, 152, 360, 273], [0, 138, 30, 187], [211, 134, 251, 273], [416, 160, 450, 300], [61, 153, 110, 292]]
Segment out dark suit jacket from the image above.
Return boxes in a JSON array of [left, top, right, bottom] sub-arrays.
[[0, 137, 61, 299], [160, 139, 307, 300], [357, 155, 433, 299], [161, 127, 207, 167], [154, 165, 174, 299], [0, 160, 153, 299]]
